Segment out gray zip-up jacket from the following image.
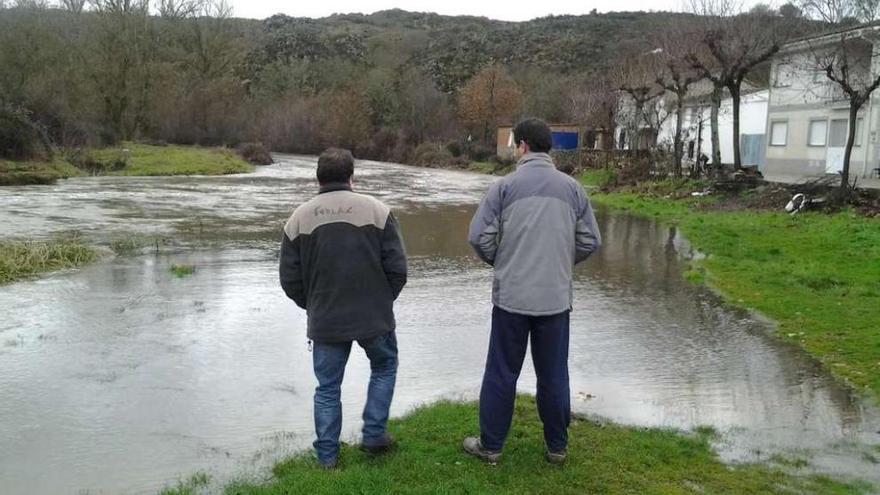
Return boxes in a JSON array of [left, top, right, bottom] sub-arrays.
[[468, 153, 601, 316]]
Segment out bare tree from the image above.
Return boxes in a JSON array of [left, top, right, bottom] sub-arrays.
[[685, 8, 792, 168], [799, 0, 880, 22], [653, 24, 705, 176], [156, 0, 203, 18], [566, 76, 618, 149], [802, 29, 880, 196], [615, 54, 664, 152], [59, 0, 87, 13], [85, 0, 153, 140]]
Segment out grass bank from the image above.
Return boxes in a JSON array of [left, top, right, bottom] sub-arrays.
[[0, 238, 100, 285], [164, 396, 868, 495], [581, 171, 880, 397], [90, 143, 253, 176], [0, 158, 83, 186], [0, 143, 253, 186]]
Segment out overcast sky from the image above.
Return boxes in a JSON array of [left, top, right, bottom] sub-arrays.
[[228, 0, 711, 22]]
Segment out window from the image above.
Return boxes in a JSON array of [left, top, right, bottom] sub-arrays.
[[829, 119, 848, 147], [770, 121, 788, 146], [808, 120, 828, 147]]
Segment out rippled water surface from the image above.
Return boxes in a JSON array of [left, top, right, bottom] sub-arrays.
[[1, 156, 878, 494]]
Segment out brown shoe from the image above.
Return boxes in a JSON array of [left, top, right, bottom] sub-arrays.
[[360, 434, 396, 455], [462, 437, 501, 465]]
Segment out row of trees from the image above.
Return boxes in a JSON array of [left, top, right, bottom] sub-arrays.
[[0, 2, 573, 165]]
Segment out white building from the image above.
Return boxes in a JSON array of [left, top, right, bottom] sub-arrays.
[[614, 81, 769, 169], [655, 82, 769, 168], [766, 23, 880, 180]]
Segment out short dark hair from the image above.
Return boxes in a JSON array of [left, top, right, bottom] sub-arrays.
[[316, 148, 354, 184], [513, 118, 553, 153]]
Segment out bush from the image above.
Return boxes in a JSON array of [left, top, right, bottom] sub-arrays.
[[237, 142, 274, 165], [69, 153, 126, 175], [411, 142, 454, 167], [0, 105, 53, 161], [445, 141, 463, 157], [465, 142, 494, 161], [368, 128, 400, 161]]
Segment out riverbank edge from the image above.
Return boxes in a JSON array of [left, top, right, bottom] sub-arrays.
[[161, 396, 869, 495], [577, 172, 880, 401], [0, 143, 254, 186]]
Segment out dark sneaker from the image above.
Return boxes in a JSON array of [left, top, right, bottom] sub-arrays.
[[462, 437, 501, 465], [318, 458, 338, 470], [545, 449, 567, 465], [360, 434, 396, 455]]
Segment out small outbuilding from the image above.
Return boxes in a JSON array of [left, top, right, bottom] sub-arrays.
[[497, 124, 582, 160]]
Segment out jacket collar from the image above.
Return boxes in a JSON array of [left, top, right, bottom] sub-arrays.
[[516, 152, 555, 170], [318, 182, 352, 194]]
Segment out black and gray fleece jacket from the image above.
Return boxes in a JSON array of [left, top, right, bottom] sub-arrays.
[[279, 183, 407, 343]]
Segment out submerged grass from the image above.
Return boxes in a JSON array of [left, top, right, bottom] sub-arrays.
[[581, 173, 880, 397], [91, 143, 253, 176], [184, 397, 869, 495], [0, 237, 100, 284], [170, 264, 196, 278]]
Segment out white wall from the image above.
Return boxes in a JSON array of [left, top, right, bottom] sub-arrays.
[[657, 90, 769, 165]]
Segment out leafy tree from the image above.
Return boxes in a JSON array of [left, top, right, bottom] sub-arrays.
[[457, 64, 523, 144]]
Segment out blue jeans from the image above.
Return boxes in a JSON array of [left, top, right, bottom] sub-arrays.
[[479, 306, 571, 452], [312, 331, 398, 464]]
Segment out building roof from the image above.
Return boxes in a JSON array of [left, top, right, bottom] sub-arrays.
[[783, 21, 880, 52]]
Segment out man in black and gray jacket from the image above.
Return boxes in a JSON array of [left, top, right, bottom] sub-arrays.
[[279, 148, 407, 469]]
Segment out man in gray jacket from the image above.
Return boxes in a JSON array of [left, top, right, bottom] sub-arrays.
[[463, 118, 601, 465]]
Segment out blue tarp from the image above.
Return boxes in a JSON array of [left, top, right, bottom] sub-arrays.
[[551, 131, 579, 150]]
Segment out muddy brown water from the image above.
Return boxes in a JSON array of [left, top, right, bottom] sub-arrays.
[[1, 156, 878, 494]]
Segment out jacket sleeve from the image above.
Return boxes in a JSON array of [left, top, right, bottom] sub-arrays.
[[381, 212, 408, 300], [467, 181, 503, 266], [279, 229, 307, 309], [574, 186, 602, 265]]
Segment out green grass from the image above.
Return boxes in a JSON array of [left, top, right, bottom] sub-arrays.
[[91, 143, 253, 176], [192, 397, 868, 495], [159, 472, 211, 495], [581, 174, 880, 397], [170, 264, 196, 278], [0, 237, 100, 284], [468, 161, 514, 175], [1, 143, 253, 186], [0, 158, 84, 185]]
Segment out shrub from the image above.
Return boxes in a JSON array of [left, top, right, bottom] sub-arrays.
[[465, 142, 494, 162], [0, 105, 53, 161], [445, 141, 463, 157], [237, 142, 274, 165], [411, 142, 454, 167]]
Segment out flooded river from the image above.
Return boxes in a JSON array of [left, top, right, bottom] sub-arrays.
[[1, 156, 878, 494]]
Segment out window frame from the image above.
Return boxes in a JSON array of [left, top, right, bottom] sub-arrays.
[[807, 119, 828, 147], [769, 120, 789, 147]]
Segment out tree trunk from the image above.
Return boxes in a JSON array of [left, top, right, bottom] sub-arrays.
[[673, 91, 685, 178], [841, 100, 861, 199], [729, 82, 742, 169], [710, 86, 722, 172], [632, 101, 643, 153]]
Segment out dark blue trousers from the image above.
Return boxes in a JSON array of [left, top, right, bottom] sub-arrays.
[[479, 306, 571, 452]]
